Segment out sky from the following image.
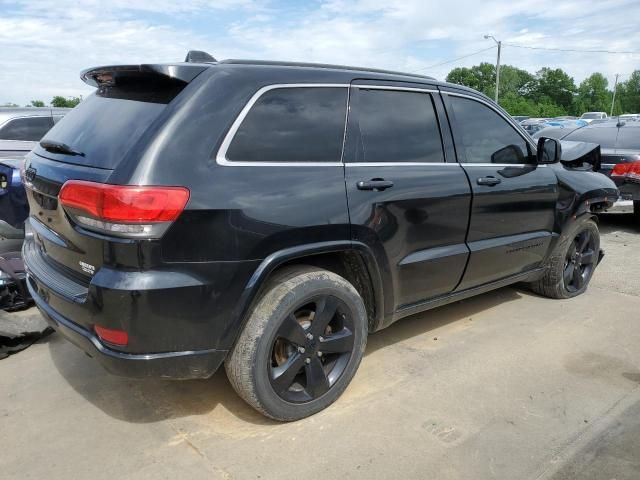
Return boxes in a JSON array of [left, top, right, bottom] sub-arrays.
[[1, 0, 639, 105]]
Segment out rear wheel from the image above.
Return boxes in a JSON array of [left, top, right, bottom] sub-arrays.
[[530, 219, 600, 299], [634, 201, 640, 223], [225, 266, 367, 421]]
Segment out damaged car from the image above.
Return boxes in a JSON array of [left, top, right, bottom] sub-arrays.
[[550, 119, 640, 219], [22, 53, 618, 420], [0, 158, 31, 310]]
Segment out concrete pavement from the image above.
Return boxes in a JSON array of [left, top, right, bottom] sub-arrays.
[[1, 214, 639, 479]]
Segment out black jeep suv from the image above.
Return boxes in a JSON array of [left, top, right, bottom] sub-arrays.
[[22, 55, 617, 421]]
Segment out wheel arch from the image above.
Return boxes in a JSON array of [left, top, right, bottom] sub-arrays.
[[226, 241, 388, 351], [553, 169, 617, 246]]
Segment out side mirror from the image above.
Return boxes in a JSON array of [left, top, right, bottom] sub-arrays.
[[537, 137, 562, 164]]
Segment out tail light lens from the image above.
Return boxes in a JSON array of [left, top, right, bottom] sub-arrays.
[[59, 180, 189, 238], [611, 161, 640, 182], [94, 325, 129, 346]]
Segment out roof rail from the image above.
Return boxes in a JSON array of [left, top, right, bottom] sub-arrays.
[[185, 50, 217, 63]]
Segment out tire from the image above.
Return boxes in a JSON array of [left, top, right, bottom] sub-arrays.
[[634, 201, 640, 223], [530, 219, 600, 299], [225, 266, 368, 421]]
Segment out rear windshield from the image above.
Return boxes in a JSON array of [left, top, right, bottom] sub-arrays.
[[563, 127, 619, 149], [38, 93, 165, 169]]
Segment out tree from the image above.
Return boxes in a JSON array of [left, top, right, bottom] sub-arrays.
[[30, 100, 45, 107], [499, 93, 567, 117], [498, 65, 536, 98], [617, 71, 640, 114], [51, 96, 81, 108], [446, 63, 496, 97], [442, 63, 640, 118], [530, 68, 576, 112], [575, 73, 610, 114]]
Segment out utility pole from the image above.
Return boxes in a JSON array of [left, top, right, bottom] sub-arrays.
[[610, 73, 619, 117], [484, 35, 501, 104]]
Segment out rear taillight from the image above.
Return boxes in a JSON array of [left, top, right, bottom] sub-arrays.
[[94, 325, 129, 346], [611, 161, 640, 182], [59, 180, 189, 238]]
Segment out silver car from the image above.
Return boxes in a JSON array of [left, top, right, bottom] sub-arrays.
[[0, 108, 71, 159]]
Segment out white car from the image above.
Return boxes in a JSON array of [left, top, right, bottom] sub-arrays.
[[0, 108, 70, 159], [619, 114, 639, 122], [580, 112, 608, 123]]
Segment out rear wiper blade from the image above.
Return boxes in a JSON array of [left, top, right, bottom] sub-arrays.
[[39, 140, 85, 157]]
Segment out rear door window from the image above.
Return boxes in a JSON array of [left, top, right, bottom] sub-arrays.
[[0, 116, 54, 141], [226, 87, 348, 163], [353, 89, 444, 163], [450, 96, 532, 164]]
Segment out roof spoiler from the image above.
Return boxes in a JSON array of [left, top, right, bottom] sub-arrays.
[[184, 50, 217, 63], [80, 63, 208, 88]]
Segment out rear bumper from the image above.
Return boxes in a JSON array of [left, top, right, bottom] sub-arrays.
[[27, 276, 227, 379]]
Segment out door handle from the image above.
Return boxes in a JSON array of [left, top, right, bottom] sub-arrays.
[[477, 176, 501, 186], [357, 179, 394, 191]]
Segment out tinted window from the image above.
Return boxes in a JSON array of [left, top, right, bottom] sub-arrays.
[[227, 87, 348, 163], [355, 89, 443, 163], [0, 116, 54, 141], [563, 126, 619, 149], [451, 97, 531, 164], [40, 94, 165, 169]]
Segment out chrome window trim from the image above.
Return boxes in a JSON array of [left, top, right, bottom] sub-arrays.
[[354, 85, 438, 94], [215, 84, 541, 168], [346, 162, 460, 167], [442, 91, 538, 152], [459, 163, 546, 168], [216, 83, 350, 167], [346, 162, 545, 167]]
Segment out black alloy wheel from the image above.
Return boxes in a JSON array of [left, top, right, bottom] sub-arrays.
[[269, 295, 355, 403], [563, 229, 597, 292], [225, 266, 367, 421]]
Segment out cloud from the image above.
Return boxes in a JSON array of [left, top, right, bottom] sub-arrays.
[[1, 0, 639, 105]]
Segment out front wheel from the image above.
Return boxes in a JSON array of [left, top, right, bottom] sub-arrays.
[[225, 266, 368, 421], [530, 219, 600, 299]]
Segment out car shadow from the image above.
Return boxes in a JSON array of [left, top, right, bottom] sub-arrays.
[[597, 212, 639, 235], [366, 286, 523, 355], [48, 286, 525, 425]]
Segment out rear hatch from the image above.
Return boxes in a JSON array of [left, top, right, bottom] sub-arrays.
[[24, 63, 207, 284]]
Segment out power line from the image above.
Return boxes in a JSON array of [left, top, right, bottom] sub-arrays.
[[415, 45, 497, 72], [503, 43, 640, 55]]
